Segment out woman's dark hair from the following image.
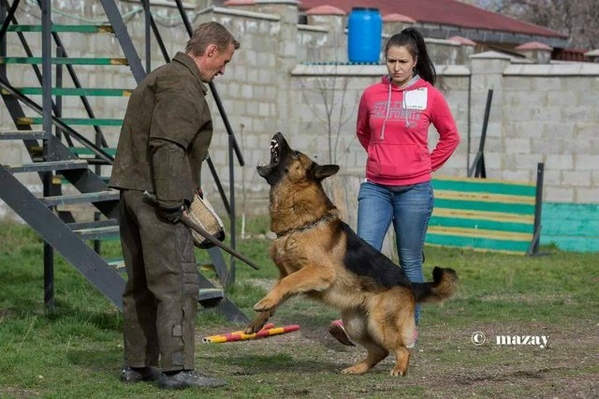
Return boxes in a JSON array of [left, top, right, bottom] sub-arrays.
[[384, 28, 436, 86]]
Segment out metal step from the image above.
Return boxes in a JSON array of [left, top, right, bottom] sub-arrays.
[[39, 190, 120, 207], [106, 258, 125, 271], [0, 164, 125, 309], [0, 56, 128, 65], [56, 175, 112, 185], [9, 87, 132, 97], [4, 159, 89, 173], [69, 147, 117, 157], [0, 130, 48, 140], [72, 225, 120, 240], [198, 288, 225, 303], [66, 218, 119, 230], [17, 117, 123, 127], [6, 24, 114, 33]]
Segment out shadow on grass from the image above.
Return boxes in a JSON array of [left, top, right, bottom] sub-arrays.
[[67, 347, 121, 371], [210, 353, 341, 375], [44, 299, 123, 333]]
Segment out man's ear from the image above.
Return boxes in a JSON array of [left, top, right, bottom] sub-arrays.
[[206, 44, 218, 57]]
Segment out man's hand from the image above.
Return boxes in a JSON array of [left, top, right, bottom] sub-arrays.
[[158, 205, 184, 223]]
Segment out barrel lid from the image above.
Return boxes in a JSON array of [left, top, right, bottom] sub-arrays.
[[351, 7, 380, 11]]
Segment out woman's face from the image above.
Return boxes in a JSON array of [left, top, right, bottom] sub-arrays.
[[385, 45, 417, 87]]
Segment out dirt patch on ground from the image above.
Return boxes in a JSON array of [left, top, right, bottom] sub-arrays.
[[197, 298, 598, 399]]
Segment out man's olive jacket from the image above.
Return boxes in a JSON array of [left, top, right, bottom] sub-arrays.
[[109, 52, 213, 209]]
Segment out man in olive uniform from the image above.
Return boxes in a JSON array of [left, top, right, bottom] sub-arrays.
[[109, 21, 239, 390]]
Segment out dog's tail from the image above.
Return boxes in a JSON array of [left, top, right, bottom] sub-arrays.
[[412, 267, 458, 304]]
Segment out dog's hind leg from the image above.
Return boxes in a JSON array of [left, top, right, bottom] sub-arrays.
[[361, 289, 414, 376], [340, 340, 388, 375]]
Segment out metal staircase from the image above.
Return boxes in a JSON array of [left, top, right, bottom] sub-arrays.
[[0, 0, 249, 322]]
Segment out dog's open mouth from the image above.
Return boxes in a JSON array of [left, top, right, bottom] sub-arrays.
[[268, 138, 280, 166], [257, 133, 285, 178]]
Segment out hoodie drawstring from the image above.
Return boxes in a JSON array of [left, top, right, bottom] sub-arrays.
[[379, 75, 421, 140], [380, 82, 392, 140]]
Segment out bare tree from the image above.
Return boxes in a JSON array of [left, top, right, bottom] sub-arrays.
[[468, 0, 599, 49], [300, 33, 359, 164], [301, 72, 357, 164]]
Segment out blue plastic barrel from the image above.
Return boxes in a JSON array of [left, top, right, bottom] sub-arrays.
[[347, 7, 382, 63]]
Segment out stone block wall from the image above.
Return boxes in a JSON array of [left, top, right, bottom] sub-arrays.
[[1, 0, 598, 222]]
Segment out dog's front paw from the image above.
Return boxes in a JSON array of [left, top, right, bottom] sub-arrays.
[[253, 295, 278, 312], [244, 312, 271, 334], [244, 322, 261, 335]]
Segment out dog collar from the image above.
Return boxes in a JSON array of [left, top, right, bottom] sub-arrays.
[[275, 211, 336, 238]]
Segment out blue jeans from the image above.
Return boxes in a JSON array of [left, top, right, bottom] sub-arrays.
[[356, 180, 433, 324]]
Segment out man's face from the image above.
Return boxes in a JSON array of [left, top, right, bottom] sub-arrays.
[[199, 43, 236, 83]]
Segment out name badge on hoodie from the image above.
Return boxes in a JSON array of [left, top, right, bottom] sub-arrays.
[[404, 88, 428, 110]]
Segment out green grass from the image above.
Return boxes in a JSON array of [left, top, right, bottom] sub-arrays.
[[1, 219, 598, 398]]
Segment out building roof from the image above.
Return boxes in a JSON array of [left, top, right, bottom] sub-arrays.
[[515, 41, 553, 51], [299, 0, 567, 39], [305, 5, 345, 16], [382, 13, 416, 24], [448, 35, 477, 46]]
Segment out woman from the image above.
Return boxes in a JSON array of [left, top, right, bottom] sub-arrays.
[[330, 28, 460, 347]]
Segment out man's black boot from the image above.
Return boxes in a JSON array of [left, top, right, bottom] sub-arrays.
[[120, 366, 162, 383], [158, 370, 227, 390]]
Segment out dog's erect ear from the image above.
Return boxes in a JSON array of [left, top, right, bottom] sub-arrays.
[[314, 164, 340, 181]]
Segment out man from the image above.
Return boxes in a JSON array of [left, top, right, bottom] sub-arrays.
[[109, 21, 239, 390]]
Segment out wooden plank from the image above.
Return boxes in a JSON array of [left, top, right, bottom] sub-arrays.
[[429, 215, 534, 235], [435, 189, 536, 205], [432, 176, 536, 197], [427, 226, 533, 241], [426, 230, 532, 254], [425, 234, 531, 254], [435, 197, 535, 216], [432, 208, 534, 224]]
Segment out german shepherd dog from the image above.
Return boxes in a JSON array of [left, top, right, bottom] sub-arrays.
[[244, 132, 458, 376]]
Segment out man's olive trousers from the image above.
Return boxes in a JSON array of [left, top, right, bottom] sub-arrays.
[[118, 189, 199, 371]]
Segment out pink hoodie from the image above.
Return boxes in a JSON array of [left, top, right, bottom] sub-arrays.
[[357, 75, 460, 186]]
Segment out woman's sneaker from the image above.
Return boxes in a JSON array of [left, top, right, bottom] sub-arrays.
[[406, 328, 419, 349], [328, 320, 355, 346]]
